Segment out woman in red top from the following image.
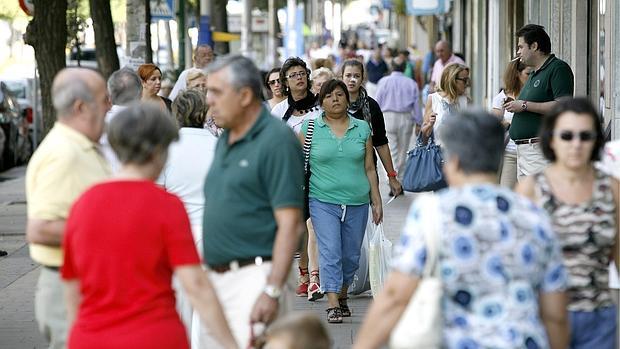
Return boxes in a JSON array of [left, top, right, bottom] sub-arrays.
[[61, 102, 237, 349]]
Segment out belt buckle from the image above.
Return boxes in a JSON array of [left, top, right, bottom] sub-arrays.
[[229, 260, 240, 271]]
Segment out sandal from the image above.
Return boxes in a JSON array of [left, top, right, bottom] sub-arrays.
[[326, 307, 343, 323], [296, 267, 309, 297], [307, 270, 324, 301], [338, 297, 351, 317]]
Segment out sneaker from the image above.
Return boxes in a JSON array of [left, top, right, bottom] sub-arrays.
[[296, 281, 309, 297], [307, 282, 324, 301]]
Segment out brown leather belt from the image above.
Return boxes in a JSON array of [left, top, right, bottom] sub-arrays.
[[514, 137, 541, 145], [209, 256, 272, 273]]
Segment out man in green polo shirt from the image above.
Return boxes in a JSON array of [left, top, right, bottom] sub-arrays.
[[505, 24, 574, 179], [198, 55, 304, 348]]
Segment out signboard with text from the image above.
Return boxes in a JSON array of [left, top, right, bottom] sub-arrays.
[[151, 0, 175, 20]]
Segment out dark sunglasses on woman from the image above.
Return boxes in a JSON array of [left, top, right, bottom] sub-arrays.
[[555, 130, 595, 142]]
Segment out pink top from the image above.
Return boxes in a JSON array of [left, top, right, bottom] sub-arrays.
[[430, 54, 466, 84]]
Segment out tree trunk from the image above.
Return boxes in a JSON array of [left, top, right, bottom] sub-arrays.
[[144, 0, 153, 63], [212, 0, 229, 54], [24, 0, 67, 137], [89, 0, 119, 79]]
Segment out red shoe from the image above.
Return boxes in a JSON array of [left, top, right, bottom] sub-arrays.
[[296, 267, 309, 297], [307, 282, 323, 301]]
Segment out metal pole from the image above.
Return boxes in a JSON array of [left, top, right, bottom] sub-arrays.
[[33, 63, 39, 149], [241, 0, 253, 57], [177, 0, 186, 73], [268, 0, 277, 67], [198, 0, 213, 47]]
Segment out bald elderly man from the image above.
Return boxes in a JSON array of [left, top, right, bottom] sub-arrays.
[[25, 68, 111, 348], [429, 40, 465, 92]]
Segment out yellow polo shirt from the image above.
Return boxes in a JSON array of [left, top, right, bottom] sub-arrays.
[[26, 122, 110, 266]]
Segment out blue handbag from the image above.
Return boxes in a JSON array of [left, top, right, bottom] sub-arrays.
[[402, 133, 447, 192]]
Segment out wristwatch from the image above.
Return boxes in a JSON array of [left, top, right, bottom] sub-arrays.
[[521, 100, 528, 111], [263, 284, 282, 300]]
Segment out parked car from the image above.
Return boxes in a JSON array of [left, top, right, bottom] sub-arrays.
[[67, 45, 128, 68], [0, 81, 32, 170], [3, 78, 36, 125]]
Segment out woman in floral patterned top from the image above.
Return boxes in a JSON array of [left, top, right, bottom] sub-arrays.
[[518, 98, 619, 349], [354, 110, 569, 349]]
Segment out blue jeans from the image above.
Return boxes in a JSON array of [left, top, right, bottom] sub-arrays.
[[569, 306, 617, 349], [309, 198, 369, 294]]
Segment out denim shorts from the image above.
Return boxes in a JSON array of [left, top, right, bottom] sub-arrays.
[[309, 198, 369, 294], [569, 306, 617, 349]]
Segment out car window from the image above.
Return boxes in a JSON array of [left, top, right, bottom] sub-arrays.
[[4, 82, 26, 99]]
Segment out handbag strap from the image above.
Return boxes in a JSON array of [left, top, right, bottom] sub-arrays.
[[303, 119, 315, 173], [417, 130, 437, 147], [422, 194, 441, 278]]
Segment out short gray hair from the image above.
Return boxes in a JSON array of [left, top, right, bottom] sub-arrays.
[[310, 67, 335, 81], [52, 79, 94, 116], [206, 54, 262, 100], [107, 68, 142, 105], [108, 102, 179, 165], [439, 109, 504, 174]]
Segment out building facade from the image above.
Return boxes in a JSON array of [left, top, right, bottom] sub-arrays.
[[413, 0, 619, 139]]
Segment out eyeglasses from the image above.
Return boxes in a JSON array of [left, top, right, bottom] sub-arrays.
[[286, 71, 307, 80], [268, 79, 280, 86], [456, 77, 470, 84], [555, 130, 596, 142]]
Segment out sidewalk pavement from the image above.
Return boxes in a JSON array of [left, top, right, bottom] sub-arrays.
[[0, 166, 416, 348]]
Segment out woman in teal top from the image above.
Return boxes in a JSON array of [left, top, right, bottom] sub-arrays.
[[300, 79, 382, 323]]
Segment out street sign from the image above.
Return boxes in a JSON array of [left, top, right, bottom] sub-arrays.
[[19, 0, 34, 16], [151, 0, 175, 20], [406, 0, 449, 16]]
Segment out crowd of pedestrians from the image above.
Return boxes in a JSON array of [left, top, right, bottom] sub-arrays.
[[23, 21, 618, 349]]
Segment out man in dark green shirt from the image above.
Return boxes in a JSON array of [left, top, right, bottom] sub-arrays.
[[505, 24, 574, 179], [201, 55, 304, 347]]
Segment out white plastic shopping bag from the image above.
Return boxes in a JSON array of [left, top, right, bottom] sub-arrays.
[[368, 223, 392, 298], [349, 207, 373, 295]]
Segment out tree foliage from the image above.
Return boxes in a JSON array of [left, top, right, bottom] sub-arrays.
[[0, 1, 23, 21]]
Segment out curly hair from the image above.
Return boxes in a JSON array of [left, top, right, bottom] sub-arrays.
[[279, 57, 312, 96], [108, 102, 179, 165], [172, 89, 208, 128]]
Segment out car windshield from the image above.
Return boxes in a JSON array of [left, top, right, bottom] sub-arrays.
[[4, 81, 26, 99]]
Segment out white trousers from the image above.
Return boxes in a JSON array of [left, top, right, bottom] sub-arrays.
[[384, 111, 414, 179], [190, 262, 293, 349], [35, 268, 68, 349], [516, 142, 548, 180], [173, 224, 204, 339]]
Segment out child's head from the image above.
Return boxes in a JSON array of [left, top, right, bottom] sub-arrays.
[[260, 312, 330, 349]]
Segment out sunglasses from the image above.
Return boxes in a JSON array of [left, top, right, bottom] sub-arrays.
[[456, 77, 470, 83], [268, 79, 280, 86], [286, 71, 307, 79], [555, 130, 596, 142]]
